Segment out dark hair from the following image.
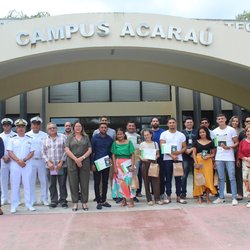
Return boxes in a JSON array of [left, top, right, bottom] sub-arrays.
[[99, 122, 108, 128], [127, 120, 136, 126], [184, 116, 194, 123], [200, 117, 210, 123], [216, 113, 226, 119], [197, 126, 212, 141], [151, 117, 160, 123], [141, 128, 153, 139], [167, 117, 176, 123], [116, 128, 127, 139]]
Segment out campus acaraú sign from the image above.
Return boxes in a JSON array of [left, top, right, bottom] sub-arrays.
[[16, 21, 213, 47]]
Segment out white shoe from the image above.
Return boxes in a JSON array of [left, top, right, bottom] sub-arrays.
[[212, 198, 225, 204], [232, 199, 238, 206], [42, 201, 49, 206], [147, 201, 154, 206], [246, 202, 250, 208], [11, 208, 17, 214], [27, 206, 36, 211], [1, 200, 8, 205]]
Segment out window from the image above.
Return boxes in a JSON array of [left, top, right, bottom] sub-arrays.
[[81, 80, 110, 102], [142, 81, 171, 101], [49, 82, 79, 103], [112, 80, 140, 102]]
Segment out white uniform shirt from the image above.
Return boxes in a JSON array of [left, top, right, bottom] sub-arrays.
[[0, 130, 16, 160], [213, 126, 237, 161], [7, 135, 35, 164], [26, 130, 47, 159], [160, 130, 186, 161]]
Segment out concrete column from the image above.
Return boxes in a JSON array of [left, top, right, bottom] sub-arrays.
[[193, 91, 201, 129], [175, 87, 182, 130], [19, 93, 27, 120], [213, 97, 222, 125], [232, 104, 242, 121], [41, 88, 47, 131]]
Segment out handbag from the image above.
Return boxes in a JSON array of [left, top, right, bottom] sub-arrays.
[[195, 172, 205, 186], [131, 175, 139, 189], [173, 162, 184, 177], [148, 162, 160, 177], [213, 170, 219, 186]]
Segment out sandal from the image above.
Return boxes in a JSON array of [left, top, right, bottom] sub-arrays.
[[120, 198, 127, 207]]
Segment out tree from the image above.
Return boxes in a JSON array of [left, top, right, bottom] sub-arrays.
[[236, 10, 250, 21], [4, 9, 50, 19]]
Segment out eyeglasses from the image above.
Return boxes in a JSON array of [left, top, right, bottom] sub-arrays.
[[48, 127, 57, 130]]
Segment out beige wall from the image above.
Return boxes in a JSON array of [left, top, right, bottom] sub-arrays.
[[0, 13, 249, 109]]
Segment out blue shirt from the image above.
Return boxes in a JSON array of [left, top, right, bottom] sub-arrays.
[[152, 128, 165, 147], [91, 133, 113, 164]]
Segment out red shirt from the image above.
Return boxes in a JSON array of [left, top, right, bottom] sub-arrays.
[[238, 139, 250, 159]]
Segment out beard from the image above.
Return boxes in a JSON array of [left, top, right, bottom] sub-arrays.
[[152, 124, 159, 129]]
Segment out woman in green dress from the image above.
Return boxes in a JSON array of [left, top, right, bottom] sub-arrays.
[[111, 128, 135, 207]]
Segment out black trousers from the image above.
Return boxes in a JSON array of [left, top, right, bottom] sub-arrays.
[[93, 167, 110, 203], [47, 169, 68, 204]]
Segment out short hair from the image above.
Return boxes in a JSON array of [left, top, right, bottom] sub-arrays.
[[167, 117, 176, 123], [200, 117, 210, 123], [216, 113, 226, 119], [127, 120, 136, 125], [151, 117, 160, 123], [99, 122, 108, 128], [46, 122, 57, 130], [184, 116, 194, 123]]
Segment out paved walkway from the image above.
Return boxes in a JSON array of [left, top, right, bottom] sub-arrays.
[[1, 174, 250, 250]]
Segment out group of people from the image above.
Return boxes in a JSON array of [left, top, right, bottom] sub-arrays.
[[0, 113, 250, 215]]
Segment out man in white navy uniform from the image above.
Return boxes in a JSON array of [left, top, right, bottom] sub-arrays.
[[0, 118, 16, 205], [26, 116, 49, 206], [7, 119, 35, 213]]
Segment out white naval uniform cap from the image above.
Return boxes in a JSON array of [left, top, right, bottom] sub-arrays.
[[14, 119, 28, 126], [1, 118, 14, 125], [30, 116, 43, 124]]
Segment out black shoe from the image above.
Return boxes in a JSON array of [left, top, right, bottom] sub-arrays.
[[133, 197, 139, 203], [49, 203, 57, 208], [136, 193, 142, 197], [116, 198, 123, 204], [102, 201, 111, 208], [113, 197, 117, 201], [93, 198, 97, 202], [96, 203, 102, 210], [61, 203, 68, 209]]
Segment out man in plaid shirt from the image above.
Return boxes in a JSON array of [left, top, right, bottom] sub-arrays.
[[42, 122, 68, 208]]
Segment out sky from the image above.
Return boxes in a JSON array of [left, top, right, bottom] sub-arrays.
[[0, 0, 250, 20]]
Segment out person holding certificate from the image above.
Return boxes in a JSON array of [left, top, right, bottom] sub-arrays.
[[111, 128, 135, 207], [91, 123, 113, 210], [192, 126, 217, 204], [65, 121, 92, 211], [139, 129, 163, 205]]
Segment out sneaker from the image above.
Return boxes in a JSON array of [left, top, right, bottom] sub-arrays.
[[246, 202, 250, 208], [163, 197, 172, 204], [136, 193, 142, 197], [156, 200, 163, 205], [11, 208, 17, 214], [61, 203, 68, 209], [232, 199, 238, 206], [27, 206, 36, 211], [133, 197, 139, 203], [42, 201, 49, 206], [115, 198, 123, 204], [102, 202, 111, 208], [49, 203, 57, 208], [96, 203, 102, 210], [177, 198, 187, 204], [147, 201, 154, 206], [213, 198, 225, 204]]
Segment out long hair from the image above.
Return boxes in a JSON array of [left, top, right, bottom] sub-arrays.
[[73, 120, 87, 137], [197, 126, 212, 141], [116, 128, 127, 140]]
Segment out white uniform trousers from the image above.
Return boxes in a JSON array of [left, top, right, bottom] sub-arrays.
[[30, 158, 48, 204], [1, 161, 10, 204], [10, 163, 32, 210]]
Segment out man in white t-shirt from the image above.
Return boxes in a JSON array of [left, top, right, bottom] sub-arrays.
[[160, 118, 187, 204], [213, 114, 239, 206]]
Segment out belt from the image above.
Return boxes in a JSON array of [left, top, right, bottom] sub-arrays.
[[33, 157, 42, 160]]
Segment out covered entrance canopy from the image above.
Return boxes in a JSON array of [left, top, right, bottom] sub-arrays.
[[0, 13, 249, 109]]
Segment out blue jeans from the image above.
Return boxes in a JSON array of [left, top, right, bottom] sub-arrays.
[[163, 160, 182, 197], [216, 161, 237, 199], [181, 159, 194, 197]]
